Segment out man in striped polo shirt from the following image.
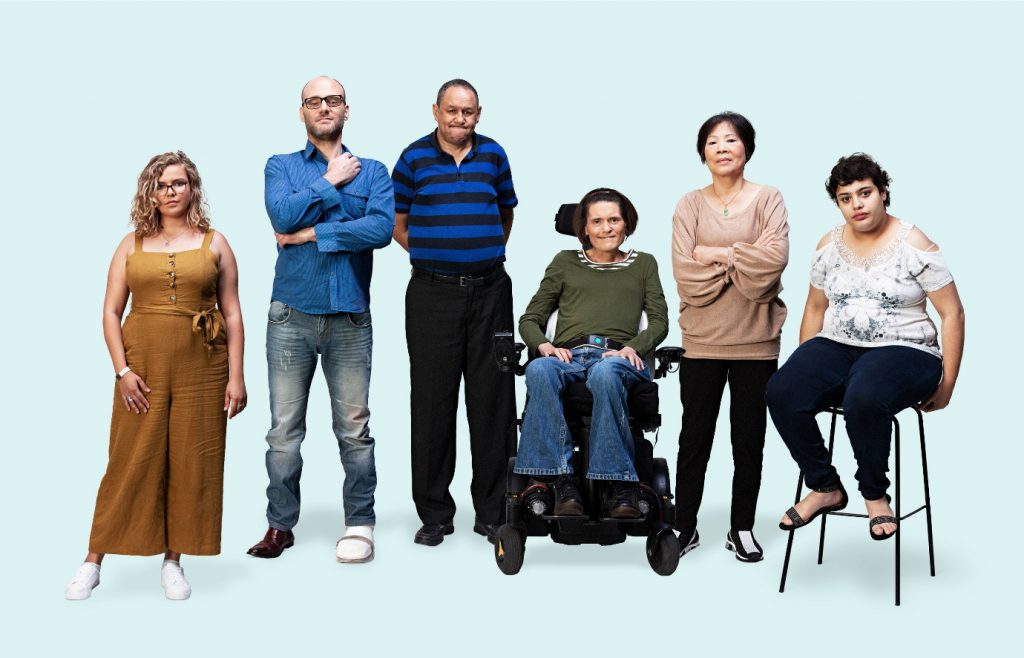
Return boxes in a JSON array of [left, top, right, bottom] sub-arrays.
[[392, 79, 518, 547]]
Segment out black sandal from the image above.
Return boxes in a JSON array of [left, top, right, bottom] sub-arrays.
[[779, 483, 849, 531], [868, 494, 897, 541]]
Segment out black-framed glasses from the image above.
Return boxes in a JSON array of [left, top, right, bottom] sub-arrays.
[[303, 95, 346, 110], [156, 180, 189, 194]]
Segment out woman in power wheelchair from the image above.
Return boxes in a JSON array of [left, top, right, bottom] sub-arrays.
[[493, 187, 682, 575]]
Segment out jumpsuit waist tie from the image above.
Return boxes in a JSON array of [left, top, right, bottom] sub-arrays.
[[129, 304, 224, 355]]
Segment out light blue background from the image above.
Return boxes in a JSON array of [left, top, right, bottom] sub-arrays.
[[1, 1, 1019, 654]]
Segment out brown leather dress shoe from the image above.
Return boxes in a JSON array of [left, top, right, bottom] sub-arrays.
[[247, 528, 295, 558]]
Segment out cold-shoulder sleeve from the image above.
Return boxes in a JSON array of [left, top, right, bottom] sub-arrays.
[[906, 246, 954, 292], [672, 193, 729, 307], [625, 254, 669, 357], [809, 243, 830, 289], [729, 187, 789, 303], [518, 254, 567, 351]]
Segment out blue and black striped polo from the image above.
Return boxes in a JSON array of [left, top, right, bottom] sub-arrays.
[[392, 131, 518, 273]]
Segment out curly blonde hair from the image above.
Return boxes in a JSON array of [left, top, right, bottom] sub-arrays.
[[130, 151, 211, 236]]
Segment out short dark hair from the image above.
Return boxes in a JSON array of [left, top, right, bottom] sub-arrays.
[[572, 188, 639, 248], [436, 79, 479, 106], [825, 153, 892, 207], [696, 111, 756, 163]]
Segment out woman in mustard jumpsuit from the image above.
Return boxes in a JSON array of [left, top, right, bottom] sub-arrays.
[[65, 152, 246, 601]]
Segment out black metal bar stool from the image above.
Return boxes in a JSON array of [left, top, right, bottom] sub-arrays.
[[778, 407, 934, 606]]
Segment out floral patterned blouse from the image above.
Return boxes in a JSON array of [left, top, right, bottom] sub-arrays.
[[810, 221, 953, 358]]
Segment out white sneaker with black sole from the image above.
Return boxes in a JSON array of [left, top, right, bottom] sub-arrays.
[[725, 529, 764, 563], [679, 529, 700, 558]]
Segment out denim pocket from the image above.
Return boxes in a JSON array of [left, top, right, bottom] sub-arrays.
[[347, 311, 372, 328], [268, 300, 292, 325]]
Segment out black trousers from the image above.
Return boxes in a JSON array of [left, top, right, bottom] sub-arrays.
[[674, 357, 777, 535], [406, 270, 518, 526]]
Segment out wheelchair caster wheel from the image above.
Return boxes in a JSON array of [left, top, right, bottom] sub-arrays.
[[647, 528, 680, 576], [495, 524, 525, 575]]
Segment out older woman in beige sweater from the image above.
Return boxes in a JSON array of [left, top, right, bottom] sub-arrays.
[[671, 111, 789, 563]]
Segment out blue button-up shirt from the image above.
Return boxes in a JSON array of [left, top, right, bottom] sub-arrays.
[[265, 141, 394, 314]]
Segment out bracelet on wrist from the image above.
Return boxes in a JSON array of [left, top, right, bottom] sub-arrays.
[[116, 366, 132, 380]]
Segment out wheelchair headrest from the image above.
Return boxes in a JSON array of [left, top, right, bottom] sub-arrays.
[[555, 203, 578, 237]]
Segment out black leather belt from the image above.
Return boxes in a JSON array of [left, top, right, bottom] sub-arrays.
[[559, 335, 626, 351], [411, 264, 504, 287]]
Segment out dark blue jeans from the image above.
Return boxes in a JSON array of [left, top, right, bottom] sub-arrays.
[[766, 337, 942, 500]]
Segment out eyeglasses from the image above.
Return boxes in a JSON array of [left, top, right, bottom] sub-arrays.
[[303, 95, 346, 110], [156, 180, 189, 195]]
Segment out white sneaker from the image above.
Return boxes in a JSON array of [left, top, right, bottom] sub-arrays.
[[65, 562, 101, 600], [160, 560, 192, 600]]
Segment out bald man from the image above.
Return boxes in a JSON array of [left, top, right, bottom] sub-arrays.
[[247, 76, 394, 563]]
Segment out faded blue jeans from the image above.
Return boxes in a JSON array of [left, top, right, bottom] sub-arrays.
[[513, 347, 651, 481], [264, 301, 376, 529]]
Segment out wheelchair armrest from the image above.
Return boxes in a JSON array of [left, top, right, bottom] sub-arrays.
[[653, 346, 684, 379], [493, 331, 527, 376]]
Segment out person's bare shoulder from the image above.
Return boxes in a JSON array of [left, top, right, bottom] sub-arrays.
[[815, 230, 831, 251], [118, 231, 137, 256], [905, 225, 939, 252]]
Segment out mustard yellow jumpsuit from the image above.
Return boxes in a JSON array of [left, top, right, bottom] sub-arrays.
[[89, 230, 228, 555]]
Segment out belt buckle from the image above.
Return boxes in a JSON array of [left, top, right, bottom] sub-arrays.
[[588, 335, 606, 348]]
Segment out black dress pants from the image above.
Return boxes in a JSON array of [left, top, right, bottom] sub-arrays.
[[674, 357, 777, 536], [406, 269, 517, 526]]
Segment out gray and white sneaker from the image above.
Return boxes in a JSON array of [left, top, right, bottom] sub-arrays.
[[160, 560, 192, 600], [679, 529, 700, 558], [725, 529, 764, 563], [65, 562, 101, 600]]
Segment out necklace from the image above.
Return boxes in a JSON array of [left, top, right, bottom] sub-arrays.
[[712, 180, 744, 216], [159, 225, 191, 247]]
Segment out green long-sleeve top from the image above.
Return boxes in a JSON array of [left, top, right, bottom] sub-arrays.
[[519, 250, 669, 357]]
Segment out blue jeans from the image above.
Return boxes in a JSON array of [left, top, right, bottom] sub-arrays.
[[766, 337, 942, 500], [264, 301, 376, 529], [513, 347, 651, 481]]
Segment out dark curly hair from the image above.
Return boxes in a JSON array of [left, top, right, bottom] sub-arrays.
[[696, 111, 756, 164], [825, 153, 892, 207], [572, 188, 638, 249]]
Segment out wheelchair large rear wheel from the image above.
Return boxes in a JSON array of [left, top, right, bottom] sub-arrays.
[[647, 527, 680, 576], [495, 524, 525, 575]]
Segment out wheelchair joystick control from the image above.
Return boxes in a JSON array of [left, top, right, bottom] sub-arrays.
[[493, 331, 526, 375]]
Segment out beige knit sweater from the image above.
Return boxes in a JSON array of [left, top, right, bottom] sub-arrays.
[[671, 185, 789, 359]]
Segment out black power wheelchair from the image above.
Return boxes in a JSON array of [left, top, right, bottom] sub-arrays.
[[491, 203, 684, 576]]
